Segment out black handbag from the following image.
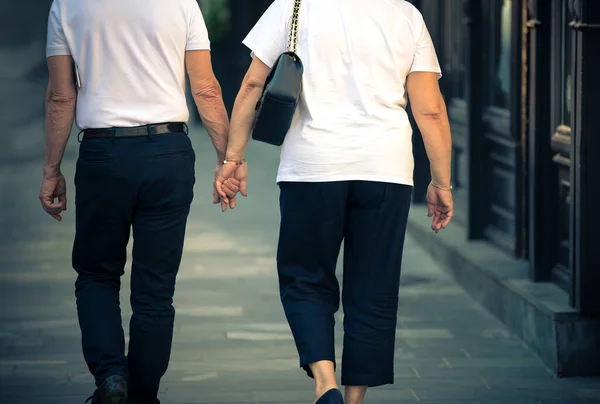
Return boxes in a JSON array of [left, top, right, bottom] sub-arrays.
[[252, 0, 303, 146]]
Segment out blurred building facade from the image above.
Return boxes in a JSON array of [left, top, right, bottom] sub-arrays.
[[207, 0, 600, 376], [0, 0, 52, 49], [408, 0, 600, 376]]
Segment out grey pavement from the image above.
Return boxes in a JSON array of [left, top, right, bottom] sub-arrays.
[[1, 118, 600, 404]]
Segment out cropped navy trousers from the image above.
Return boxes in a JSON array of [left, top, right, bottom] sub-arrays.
[[277, 181, 412, 387]]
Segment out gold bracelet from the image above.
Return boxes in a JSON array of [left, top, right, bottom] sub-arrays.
[[223, 157, 246, 166], [430, 181, 453, 191]]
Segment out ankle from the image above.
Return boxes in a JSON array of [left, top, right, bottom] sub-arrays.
[[308, 360, 339, 399], [315, 383, 339, 397], [344, 385, 367, 404], [315, 376, 339, 399]]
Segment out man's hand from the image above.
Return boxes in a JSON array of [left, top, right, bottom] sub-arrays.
[[426, 183, 453, 233], [216, 162, 248, 211], [40, 171, 67, 221]]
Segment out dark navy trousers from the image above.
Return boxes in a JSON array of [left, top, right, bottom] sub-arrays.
[[72, 131, 195, 399], [277, 181, 412, 387]]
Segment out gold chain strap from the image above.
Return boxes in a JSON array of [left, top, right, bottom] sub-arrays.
[[287, 0, 302, 53]]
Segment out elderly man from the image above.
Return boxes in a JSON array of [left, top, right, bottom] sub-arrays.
[[39, 0, 234, 402]]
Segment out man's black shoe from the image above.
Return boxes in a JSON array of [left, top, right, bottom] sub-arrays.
[[128, 397, 160, 404], [128, 398, 160, 404], [85, 375, 128, 404]]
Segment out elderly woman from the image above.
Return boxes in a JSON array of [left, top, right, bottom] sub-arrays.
[[218, 0, 453, 403]]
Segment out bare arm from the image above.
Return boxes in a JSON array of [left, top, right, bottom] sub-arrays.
[[186, 50, 229, 163], [40, 55, 76, 221], [225, 56, 270, 161], [213, 56, 269, 210], [44, 55, 77, 177], [406, 72, 452, 188]]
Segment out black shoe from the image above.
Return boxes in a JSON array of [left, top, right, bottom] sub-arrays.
[[86, 375, 128, 404], [128, 398, 160, 404], [316, 388, 344, 404]]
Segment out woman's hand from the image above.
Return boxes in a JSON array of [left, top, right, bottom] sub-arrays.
[[426, 183, 453, 233]]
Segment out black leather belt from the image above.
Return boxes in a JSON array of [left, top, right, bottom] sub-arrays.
[[81, 122, 187, 140]]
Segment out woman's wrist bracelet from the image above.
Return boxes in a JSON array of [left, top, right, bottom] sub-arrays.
[[430, 181, 453, 191], [223, 157, 246, 166]]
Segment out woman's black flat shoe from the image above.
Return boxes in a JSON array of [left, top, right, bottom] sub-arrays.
[[316, 388, 344, 404]]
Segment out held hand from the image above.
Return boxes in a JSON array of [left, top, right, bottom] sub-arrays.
[[216, 161, 248, 211], [426, 183, 453, 233], [39, 171, 67, 221], [214, 164, 240, 212]]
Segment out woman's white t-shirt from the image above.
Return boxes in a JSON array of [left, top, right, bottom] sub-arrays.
[[243, 0, 442, 186]]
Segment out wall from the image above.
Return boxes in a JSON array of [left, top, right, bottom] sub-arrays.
[[0, 1, 52, 48]]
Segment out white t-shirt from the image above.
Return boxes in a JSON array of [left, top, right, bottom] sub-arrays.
[[243, 0, 442, 186], [46, 0, 210, 129]]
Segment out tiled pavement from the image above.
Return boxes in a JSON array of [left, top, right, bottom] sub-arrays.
[[1, 122, 600, 404]]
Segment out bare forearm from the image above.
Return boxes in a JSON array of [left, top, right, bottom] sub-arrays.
[[226, 83, 262, 160], [415, 108, 452, 187], [193, 83, 229, 163], [44, 90, 75, 175]]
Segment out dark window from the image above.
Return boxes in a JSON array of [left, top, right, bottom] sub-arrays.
[[560, 0, 573, 126], [451, 0, 469, 100], [489, 0, 512, 109]]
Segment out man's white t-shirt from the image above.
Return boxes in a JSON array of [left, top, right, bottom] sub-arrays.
[[46, 0, 211, 129], [243, 0, 442, 186]]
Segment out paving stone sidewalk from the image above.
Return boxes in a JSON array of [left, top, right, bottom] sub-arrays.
[[1, 127, 599, 404]]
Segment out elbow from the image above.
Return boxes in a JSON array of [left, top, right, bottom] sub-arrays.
[[420, 111, 444, 120], [414, 101, 447, 121], [192, 79, 222, 101], [240, 72, 265, 95], [234, 76, 264, 105], [48, 90, 77, 110], [243, 76, 264, 92]]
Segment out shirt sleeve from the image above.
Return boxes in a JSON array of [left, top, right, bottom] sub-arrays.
[[187, 1, 211, 51], [242, 0, 289, 68], [408, 12, 442, 79], [46, 0, 71, 57]]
